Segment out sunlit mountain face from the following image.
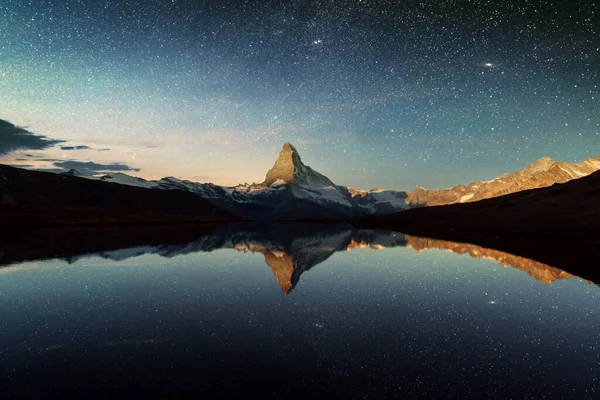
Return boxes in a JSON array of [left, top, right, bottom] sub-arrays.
[[1, 1, 598, 190], [407, 155, 600, 206]]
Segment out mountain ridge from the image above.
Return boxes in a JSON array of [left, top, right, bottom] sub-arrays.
[[407, 154, 600, 206], [76, 143, 409, 220], [260, 142, 333, 187], [77, 145, 600, 214], [9, 142, 599, 221], [0, 164, 240, 227]]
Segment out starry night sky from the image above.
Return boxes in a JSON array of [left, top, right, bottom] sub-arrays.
[[1, 0, 598, 189]]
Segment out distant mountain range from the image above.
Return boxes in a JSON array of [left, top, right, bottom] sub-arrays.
[[69, 144, 600, 216], [3, 141, 599, 282], [407, 155, 600, 206], [357, 165, 600, 282], [362, 165, 600, 236], [63, 142, 409, 220], [0, 164, 239, 226], [3, 142, 600, 224]]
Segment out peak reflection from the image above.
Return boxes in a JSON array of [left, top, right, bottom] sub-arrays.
[[0, 223, 591, 291]]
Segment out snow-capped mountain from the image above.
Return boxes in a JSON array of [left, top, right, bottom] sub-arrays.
[[258, 142, 352, 207], [407, 155, 600, 207], [90, 172, 157, 188], [80, 143, 409, 220], [61, 168, 85, 177], [0, 163, 238, 222]]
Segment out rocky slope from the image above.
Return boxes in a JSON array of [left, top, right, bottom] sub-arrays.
[[407, 155, 600, 206]]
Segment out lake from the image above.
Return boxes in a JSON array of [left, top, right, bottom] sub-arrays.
[[0, 224, 598, 398]]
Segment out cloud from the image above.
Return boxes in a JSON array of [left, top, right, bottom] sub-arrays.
[[0, 119, 65, 155], [23, 167, 70, 174], [60, 145, 91, 150], [53, 161, 140, 173], [38, 158, 62, 162]]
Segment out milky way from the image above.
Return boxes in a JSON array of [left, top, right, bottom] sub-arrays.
[[0, 0, 598, 189]]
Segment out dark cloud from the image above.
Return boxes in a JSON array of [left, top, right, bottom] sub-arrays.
[[0, 119, 65, 155], [53, 160, 140, 173], [60, 145, 91, 151], [32, 168, 70, 174]]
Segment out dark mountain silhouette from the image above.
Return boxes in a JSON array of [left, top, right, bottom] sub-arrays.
[[0, 164, 240, 228]]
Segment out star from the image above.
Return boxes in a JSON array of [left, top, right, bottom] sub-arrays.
[[0, 1, 596, 190]]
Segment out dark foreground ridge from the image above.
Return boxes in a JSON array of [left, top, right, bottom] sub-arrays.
[[0, 164, 240, 228], [356, 169, 600, 280]]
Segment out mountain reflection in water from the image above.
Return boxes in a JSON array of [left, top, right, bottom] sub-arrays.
[[0, 223, 591, 291]]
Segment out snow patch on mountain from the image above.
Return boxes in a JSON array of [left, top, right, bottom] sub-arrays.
[[89, 172, 157, 189], [62, 169, 85, 177]]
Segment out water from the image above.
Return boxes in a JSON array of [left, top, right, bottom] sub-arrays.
[[0, 224, 598, 398]]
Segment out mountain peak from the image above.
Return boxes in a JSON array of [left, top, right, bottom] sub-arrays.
[[62, 168, 83, 177], [532, 156, 554, 165], [262, 142, 306, 186], [282, 142, 297, 152], [522, 156, 555, 174]]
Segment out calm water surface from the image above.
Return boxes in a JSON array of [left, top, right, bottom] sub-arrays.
[[0, 225, 598, 398]]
